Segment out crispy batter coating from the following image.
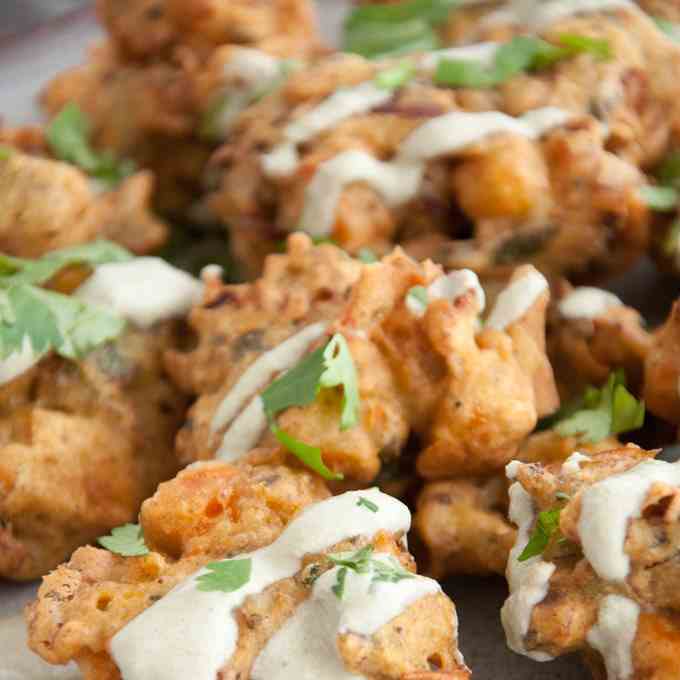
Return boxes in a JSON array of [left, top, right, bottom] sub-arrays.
[[502, 446, 680, 679], [0, 138, 167, 257], [414, 431, 618, 578], [0, 324, 186, 580], [168, 235, 558, 485], [210, 43, 650, 279], [97, 0, 322, 61], [26, 465, 468, 680], [548, 282, 651, 401], [636, 0, 680, 22], [644, 300, 680, 424]]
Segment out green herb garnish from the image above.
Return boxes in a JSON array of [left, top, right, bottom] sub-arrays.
[[435, 34, 611, 88], [375, 60, 417, 90], [407, 285, 429, 310], [517, 507, 562, 562], [655, 17, 680, 42], [0, 241, 132, 361], [640, 185, 678, 212], [357, 248, 378, 263], [47, 103, 135, 187], [261, 332, 361, 480], [196, 558, 252, 593], [332, 566, 348, 598], [553, 370, 645, 443], [0, 146, 13, 161], [357, 496, 379, 512], [98, 523, 149, 557]]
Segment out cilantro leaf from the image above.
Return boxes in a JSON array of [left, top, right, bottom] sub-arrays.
[[357, 248, 378, 263], [407, 285, 428, 308], [435, 34, 611, 88], [272, 425, 343, 480], [328, 545, 375, 572], [655, 17, 680, 42], [375, 60, 416, 90], [332, 566, 348, 599], [554, 370, 645, 443], [640, 185, 678, 212], [345, 0, 460, 27], [357, 496, 379, 512], [0, 285, 125, 361], [261, 345, 327, 419], [0, 146, 13, 161], [47, 103, 135, 188], [0, 241, 132, 288], [319, 334, 360, 430], [196, 558, 252, 593], [518, 507, 562, 562], [656, 151, 680, 189], [98, 523, 149, 557]]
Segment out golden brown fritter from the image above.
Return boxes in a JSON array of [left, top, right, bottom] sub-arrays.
[[644, 300, 680, 424], [502, 446, 680, 679], [547, 282, 651, 401], [26, 468, 468, 680], [0, 323, 186, 581], [209, 43, 650, 280], [637, 0, 680, 22], [168, 235, 558, 485]]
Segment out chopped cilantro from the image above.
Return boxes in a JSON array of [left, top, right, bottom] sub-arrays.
[[435, 34, 611, 88], [375, 60, 416, 90], [640, 185, 678, 212], [357, 496, 379, 512], [47, 103, 135, 188], [407, 285, 429, 313], [0, 242, 132, 361], [260, 332, 361, 479], [0, 146, 13, 161], [196, 558, 252, 593], [554, 370, 645, 443], [655, 17, 680, 42], [518, 507, 562, 562], [98, 523, 149, 557], [357, 248, 378, 263], [332, 566, 348, 599]]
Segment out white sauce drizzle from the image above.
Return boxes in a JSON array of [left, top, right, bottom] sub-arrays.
[[485, 269, 548, 331], [558, 287, 623, 320], [561, 451, 590, 475], [578, 459, 680, 582], [484, 0, 635, 30], [215, 395, 268, 461], [262, 82, 393, 178], [501, 480, 556, 662], [110, 489, 410, 680], [75, 257, 203, 329], [251, 556, 442, 680], [407, 269, 486, 318], [301, 108, 571, 237], [299, 151, 423, 236], [0, 336, 42, 386], [586, 595, 639, 680]]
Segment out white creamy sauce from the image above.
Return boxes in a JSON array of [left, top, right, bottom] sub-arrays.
[[407, 269, 486, 319], [110, 489, 410, 680], [484, 0, 635, 30], [300, 150, 423, 236], [0, 336, 42, 386], [578, 459, 680, 582], [301, 107, 570, 237], [75, 258, 203, 329], [215, 395, 268, 461], [559, 287, 623, 320], [587, 595, 639, 680], [200, 264, 224, 282], [262, 82, 393, 178], [252, 556, 441, 680], [561, 451, 590, 475], [501, 479, 556, 662], [419, 42, 501, 71], [485, 269, 548, 331]]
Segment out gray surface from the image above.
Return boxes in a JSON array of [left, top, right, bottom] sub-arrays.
[[0, 0, 91, 39]]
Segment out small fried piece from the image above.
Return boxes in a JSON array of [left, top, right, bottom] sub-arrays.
[[502, 446, 680, 680], [27, 482, 469, 680]]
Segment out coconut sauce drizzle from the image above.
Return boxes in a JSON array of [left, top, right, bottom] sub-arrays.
[[110, 489, 412, 680]]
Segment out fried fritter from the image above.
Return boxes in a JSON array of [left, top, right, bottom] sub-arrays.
[[0, 323, 186, 581], [27, 477, 469, 680], [167, 235, 558, 485], [502, 446, 680, 679], [0, 137, 167, 257]]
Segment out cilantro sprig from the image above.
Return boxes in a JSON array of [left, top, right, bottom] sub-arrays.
[[47, 103, 135, 188], [326, 546, 414, 598], [357, 496, 379, 512], [517, 507, 563, 562], [640, 150, 680, 212], [260, 333, 361, 480], [552, 370, 645, 443], [375, 60, 417, 90], [435, 34, 611, 89], [0, 241, 132, 361], [196, 558, 252, 593], [98, 523, 149, 557]]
